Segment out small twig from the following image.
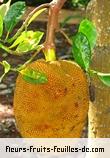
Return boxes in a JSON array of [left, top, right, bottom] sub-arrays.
[[0, 43, 28, 56], [17, 45, 44, 71], [23, 45, 44, 65], [0, 42, 43, 56], [58, 29, 72, 46], [7, 3, 50, 43], [59, 54, 71, 60], [0, 43, 16, 55], [4, 31, 10, 42]]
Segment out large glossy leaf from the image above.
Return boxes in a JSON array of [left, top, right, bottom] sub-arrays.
[[97, 72, 110, 87], [20, 68, 48, 84], [4, 1, 26, 33], [0, 0, 11, 18], [0, 15, 3, 37], [15, 31, 44, 54], [79, 19, 97, 50], [72, 32, 91, 70]]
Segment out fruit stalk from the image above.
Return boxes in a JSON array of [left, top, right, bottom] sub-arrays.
[[44, 0, 67, 61]]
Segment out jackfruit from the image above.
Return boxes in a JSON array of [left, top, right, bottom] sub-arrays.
[[14, 59, 89, 138]]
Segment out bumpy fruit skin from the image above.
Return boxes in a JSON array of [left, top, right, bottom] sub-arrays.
[[14, 60, 89, 138]]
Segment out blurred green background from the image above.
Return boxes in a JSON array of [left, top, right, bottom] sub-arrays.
[[3, 0, 90, 8]]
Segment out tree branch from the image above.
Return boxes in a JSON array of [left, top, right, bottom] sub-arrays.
[[58, 29, 72, 46], [43, 0, 67, 61]]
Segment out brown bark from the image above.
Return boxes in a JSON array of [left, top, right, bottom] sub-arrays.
[[87, 0, 110, 46], [87, 0, 110, 138]]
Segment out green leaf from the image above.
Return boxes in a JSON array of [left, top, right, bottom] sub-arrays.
[[97, 72, 110, 87], [20, 68, 48, 84], [4, 1, 26, 33], [0, 60, 11, 82], [72, 32, 91, 70], [0, 0, 11, 19], [79, 19, 97, 49], [10, 31, 43, 49], [15, 31, 44, 54], [2, 60, 11, 73], [28, 8, 47, 26], [0, 15, 3, 37], [9, 31, 29, 49]]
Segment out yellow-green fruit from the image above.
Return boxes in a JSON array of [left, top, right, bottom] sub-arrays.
[[14, 60, 89, 138]]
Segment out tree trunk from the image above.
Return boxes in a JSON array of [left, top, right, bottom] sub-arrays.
[[87, 0, 110, 137]]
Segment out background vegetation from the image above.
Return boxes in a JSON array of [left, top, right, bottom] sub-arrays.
[[3, 0, 90, 8]]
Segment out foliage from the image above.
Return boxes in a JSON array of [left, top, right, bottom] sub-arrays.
[[0, 61, 11, 82], [0, 0, 47, 84], [72, 19, 97, 71], [72, 32, 91, 71], [10, 31, 44, 54], [0, 0, 110, 87], [20, 68, 48, 84], [79, 19, 97, 50], [3, 0, 90, 8], [4, 1, 26, 33], [0, 15, 3, 37], [72, 19, 110, 87], [0, 0, 11, 18], [71, 0, 90, 7]]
